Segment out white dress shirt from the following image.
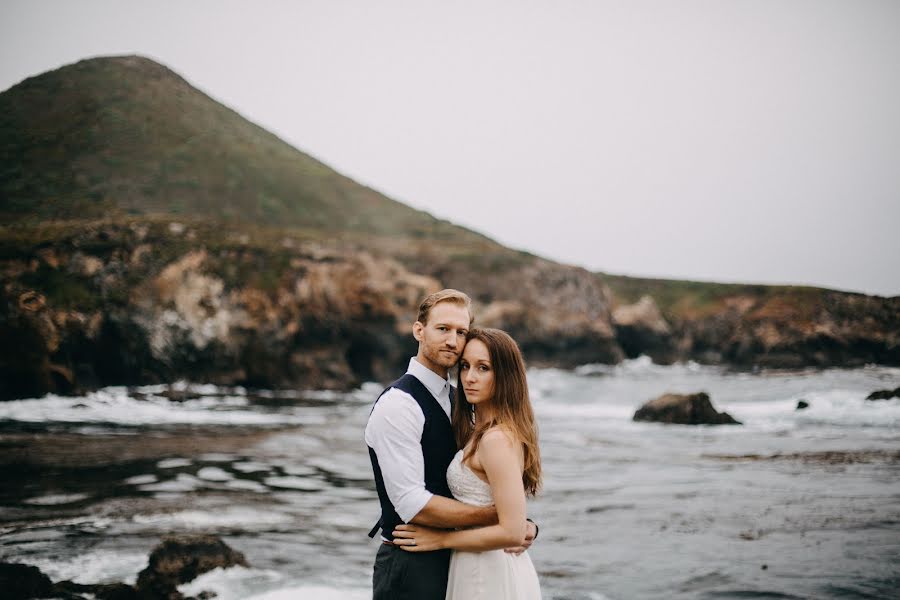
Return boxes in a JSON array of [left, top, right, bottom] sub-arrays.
[[365, 357, 455, 523]]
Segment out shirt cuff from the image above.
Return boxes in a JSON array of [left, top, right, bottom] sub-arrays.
[[394, 489, 435, 523]]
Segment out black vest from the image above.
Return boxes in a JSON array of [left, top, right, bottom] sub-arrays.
[[368, 373, 457, 541]]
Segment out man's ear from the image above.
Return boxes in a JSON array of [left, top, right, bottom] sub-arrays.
[[413, 321, 424, 342]]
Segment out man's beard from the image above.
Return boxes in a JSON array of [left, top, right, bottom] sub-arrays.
[[427, 345, 460, 369]]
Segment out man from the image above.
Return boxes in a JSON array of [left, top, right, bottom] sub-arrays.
[[365, 289, 536, 599]]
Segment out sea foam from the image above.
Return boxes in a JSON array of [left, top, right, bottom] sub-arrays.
[[178, 566, 370, 600]]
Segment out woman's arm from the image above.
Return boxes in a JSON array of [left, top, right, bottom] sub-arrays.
[[393, 428, 527, 552]]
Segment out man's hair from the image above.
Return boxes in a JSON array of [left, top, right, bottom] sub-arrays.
[[417, 289, 474, 326]]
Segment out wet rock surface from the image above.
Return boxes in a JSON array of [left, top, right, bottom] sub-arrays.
[[612, 295, 676, 363], [137, 535, 248, 599], [866, 386, 900, 401], [2, 221, 898, 400], [0, 535, 247, 600], [0, 562, 54, 599], [633, 392, 741, 425]]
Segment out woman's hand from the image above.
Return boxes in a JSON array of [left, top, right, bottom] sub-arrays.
[[391, 524, 447, 552], [503, 520, 537, 555]]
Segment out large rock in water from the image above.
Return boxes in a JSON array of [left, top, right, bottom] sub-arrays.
[[633, 392, 741, 425], [136, 535, 248, 599], [866, 387, 900, 401], [0, 535, 247, 600], [0, 562, 54, 599]]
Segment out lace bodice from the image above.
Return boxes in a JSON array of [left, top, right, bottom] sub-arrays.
[[446, 449, 494, 506]]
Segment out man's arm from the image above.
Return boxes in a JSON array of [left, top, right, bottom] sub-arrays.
[[367, 389, 499, 530], [393, 429, 529, 551], [410, 494, 497, 529]]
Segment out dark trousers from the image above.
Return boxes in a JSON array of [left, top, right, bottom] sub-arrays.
[[373, 543, 451, 600]]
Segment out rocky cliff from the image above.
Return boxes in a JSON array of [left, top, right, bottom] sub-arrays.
[[0, 218, 623, 399], [605, 280, 900, 369]]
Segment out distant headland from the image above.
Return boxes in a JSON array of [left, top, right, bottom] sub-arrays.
[[1, 56, 897, 400]]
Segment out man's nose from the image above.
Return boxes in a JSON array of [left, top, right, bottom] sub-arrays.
[[446, 333, 458, 348]]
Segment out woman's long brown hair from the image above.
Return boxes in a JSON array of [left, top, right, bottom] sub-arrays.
[[452, 328, 542, 496]]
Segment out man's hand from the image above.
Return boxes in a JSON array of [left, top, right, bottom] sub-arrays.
[[503, 519, 537, 555]]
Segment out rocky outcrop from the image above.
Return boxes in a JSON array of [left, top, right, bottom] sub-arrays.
[[136, 535, 248, 599], [0, 220, 628, 399], [0, 562, 54, 599], [1, 218, 898, 400], [0, 535, 247, 600], [633, 392, 741, 425], [866, 387, 900, 401], [401, 246, 624, 367], [669, 292, 900, 368], [0, 221, 440, 399], [612, 295, 675, 363]]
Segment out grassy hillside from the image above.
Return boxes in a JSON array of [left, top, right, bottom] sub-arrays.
[[0, 55, 488, 244], [602, 273, 836, 320]]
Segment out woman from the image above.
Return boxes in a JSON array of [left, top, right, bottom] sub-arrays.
[[392, 327, 542, 599]]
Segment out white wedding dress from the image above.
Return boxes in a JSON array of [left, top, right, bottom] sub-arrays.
[[445, 449, 542, 599]]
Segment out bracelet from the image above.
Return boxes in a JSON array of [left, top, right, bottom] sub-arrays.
[[526, 518, 539, 540]]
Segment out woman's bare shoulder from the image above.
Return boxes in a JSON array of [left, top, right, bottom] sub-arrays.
[[477, 426, 523, 464], [481, 425, 517, 446]]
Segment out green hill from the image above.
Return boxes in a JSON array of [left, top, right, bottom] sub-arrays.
[[0, 55, 484, 243]]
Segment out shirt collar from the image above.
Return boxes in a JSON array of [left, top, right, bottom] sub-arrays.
[[407, 357, 455, 397]]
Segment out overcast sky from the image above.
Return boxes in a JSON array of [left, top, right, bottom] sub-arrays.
[[2, 1, 899, 296]]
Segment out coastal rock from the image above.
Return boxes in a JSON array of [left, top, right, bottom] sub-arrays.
[[673, 292, 900, 369], [0, 562, 54, 599], [53, 580, 139, 600], [612, 295, 675, 363], [0, 290, 80, 399], [866, 387, 900, 401], [0, 226, 442, 399], [796, 400, 810, 410], [0, 535, 246, 600], [135, 534, 248, 599], [633, 392, 741, 425], [420, 254, 624, 367]]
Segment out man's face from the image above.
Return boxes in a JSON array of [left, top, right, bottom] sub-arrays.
[[413, 301, 471, 377]]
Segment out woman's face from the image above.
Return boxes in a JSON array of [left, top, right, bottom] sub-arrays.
[[460, 339, 495, 406]]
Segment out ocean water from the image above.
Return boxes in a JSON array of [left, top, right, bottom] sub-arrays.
[[1, 358, 898, 599]]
